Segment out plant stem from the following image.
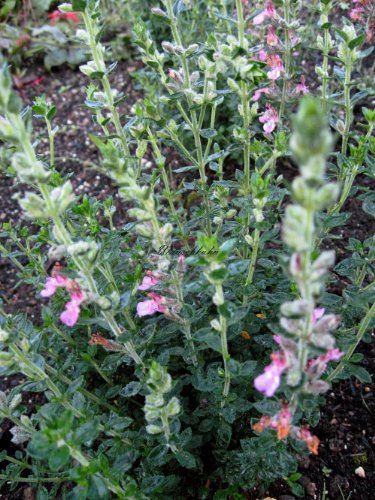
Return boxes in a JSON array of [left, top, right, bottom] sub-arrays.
[[327, 301, 375, 382], [235, 0, 245, 48], [215, 284, 230, 407], [147, 127, 185, 237], [279, 0, 291, 126], [45, 118, 54, 167], [164, 0, 212, 236], [322, 26, 330, 113], [245, 228, 260, 286], [341, 61, 352, 160], [82, 11, 130, 158], [0, 475, 68, 483]]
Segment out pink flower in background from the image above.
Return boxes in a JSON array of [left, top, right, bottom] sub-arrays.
[[136, 292, 166, 317], [267, 54, 284, 80], [297, 426, 320, 455], [350, 7, 363, 21], [318, 348, 344, 364], [177, 254, 186, 273], [253, 1, 276, 25], [277, 403, 292, 439], [254, 351, 287, 396], [252, 87, 270, 102], [41, 267, 85, 327], [259, 104, 279, 133], [48, 11, 79, 24], [312, 307, 325, 323], [294, 75, 309, 95], [258, 49, 268, 62], [60, 291, 85, 327], [138, 271, 160, 290], [267, 27, 279, 46]]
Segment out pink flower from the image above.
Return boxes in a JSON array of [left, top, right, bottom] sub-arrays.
[[177, 254, 186, 273], [60, 301, 80, 327], [273, 334, 282, 344], [254, 351, 287, 396], [267, 54, 284, 80], [40, 270, 85, 327], [40, 274, 72, 297], [319, 348, 344, 364], [48, 11, 80, 24], [138, 271, 160, 291], [259, 104, 279, 133], [296, 426, 319, 455], [253, 1, 276, 25], [350, 6, 363, 21], [136, 292, 166, 317], [267, 27, 279, 47], [294, 75, 309, 95], [312, 307, 325, 323], [252, 87, 270, 102], [277, 403, 292, 439], [258, 49, 268, 62]]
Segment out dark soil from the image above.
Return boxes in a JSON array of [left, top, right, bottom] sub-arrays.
[[0, 59, 374, 500]]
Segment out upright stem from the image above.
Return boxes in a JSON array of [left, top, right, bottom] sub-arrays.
[[245, 228, 260, 286], [327, 302, 375, 382], [215, 284, 230, 407], [297, 191, 315, 374], [341, 62, 352, 159], [279, 0, 291, 126], [164, 0, 212, 236], [235, 0, 245, 48], [82, 11, 130, 158], [147, 127, 185, 237], [46, 119, 54, 167], [322, 26, 330, 113]]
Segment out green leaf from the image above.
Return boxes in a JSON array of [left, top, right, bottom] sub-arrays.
[[120, 381, 141, 397], [200, 128, 217, 139], [175, 451, 196, 469], [72, 0, 87, 11], [362, 195, 375, 218], [44, 49, 68, 70], [48, 445, 70, 470], [348, 364, 372, 383], [348, 34, 365, 50]]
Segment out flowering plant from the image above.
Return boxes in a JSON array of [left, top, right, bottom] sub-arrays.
[[0, 0, 374, 497]]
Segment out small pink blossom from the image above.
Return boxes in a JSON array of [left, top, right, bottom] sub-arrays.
[[40, 274, 71, 297], [177, 254, 186, 273], [350, 6, 363, 21], [41, 270, 85, 327], [60, 301, 81, 327], [252, 87, 270, 102], [136, 292, 166, 317], [258, 49, 268, 62], [253, 1, 276, 25], [254, 351, 287, 396], [294, 75, 309, 95], [259, 104, 279, 134], [138, 271, 160, 291], [312, 307, 325, 323], [319, 348, 344, 364], [267, 27, 279, 47], [273, 334, 282, 344], [267, 54, 284, 80]]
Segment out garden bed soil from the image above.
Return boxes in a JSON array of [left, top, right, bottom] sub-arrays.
[[0, 62, 374, 499]]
